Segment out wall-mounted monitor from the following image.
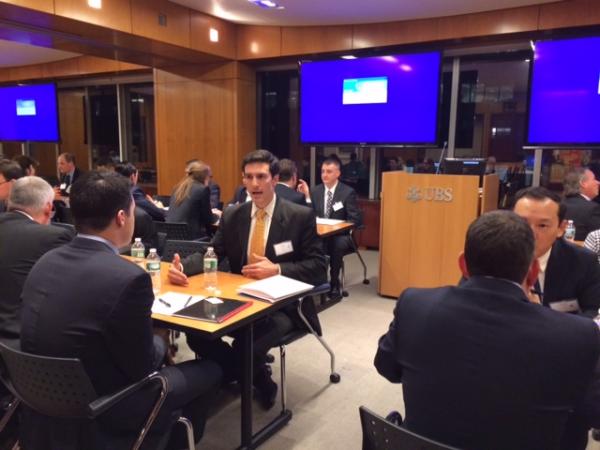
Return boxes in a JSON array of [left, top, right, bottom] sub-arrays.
[[0, 83, 60, 142], [527, 36, 600, 147], [300, 52, 441, 145]]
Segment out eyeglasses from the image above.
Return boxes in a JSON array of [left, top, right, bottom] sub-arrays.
[[242, 173, 270, 182]]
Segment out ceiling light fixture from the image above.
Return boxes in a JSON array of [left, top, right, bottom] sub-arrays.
[[209, 28, 219, 42], [88, 0, 102, 9], [248, 0, 285, 10], [341, 55, 357, 60]]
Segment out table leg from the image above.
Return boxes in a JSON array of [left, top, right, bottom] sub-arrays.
[[240, 323, 254, 449]]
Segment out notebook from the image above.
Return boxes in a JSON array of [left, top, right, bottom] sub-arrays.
[[237, 274, 314, 303], [173, 296, 253, 323]]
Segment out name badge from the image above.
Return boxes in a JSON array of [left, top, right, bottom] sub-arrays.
[[274, 240, 294, 256], [332, 201, 344, 212], [60, 183, 67, 190], [549, 299, 580, 313]]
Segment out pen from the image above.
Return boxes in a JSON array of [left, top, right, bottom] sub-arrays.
[[184, 296, 192, 307], [158, 298, 172, 308]]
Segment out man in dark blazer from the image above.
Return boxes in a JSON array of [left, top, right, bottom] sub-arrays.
[[0, 159, 24, 213], [562, 167, 600, 240], [299, 155, 362, 300], [56, 152, 82, 197], [0, 176, 74, 344], [375, 210, 600, 450], [115, 161, 166, 222], [274, 158, 308, 206], [20, 171, 221, 450], [169, 149, 327, 409]]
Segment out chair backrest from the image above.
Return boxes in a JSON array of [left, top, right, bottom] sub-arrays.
[[155, 221, 193, 241], [0, 342, 97, 419], [359, 406, 460, 450], [161, 239, 208, 262]]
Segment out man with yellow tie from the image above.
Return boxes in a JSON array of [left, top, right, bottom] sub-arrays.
[[168, 149, 327, 409]]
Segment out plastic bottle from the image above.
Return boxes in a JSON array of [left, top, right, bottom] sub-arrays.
[[564, 220, 576, 241], [203, 246, 218, 291], [146, 248, 161, 295], [130, 238, 145, 266]]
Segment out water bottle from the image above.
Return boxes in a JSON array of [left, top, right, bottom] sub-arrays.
[[131, 238, 145, 266], [146, 248, 161, 295], [565, 220, 576, 241], [203, 246, 218, 291]]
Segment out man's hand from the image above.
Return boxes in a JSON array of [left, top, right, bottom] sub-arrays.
[[527, 289, 542, 305], [242, 255, 280, 279], [212, 208, 223, 218], [168, 253, 189, 286], [297, 179, 310, 200], [53, 186, 62, 200]]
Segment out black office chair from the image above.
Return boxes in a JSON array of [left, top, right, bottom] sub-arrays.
[[0, 342, 195, 450], [154, 221, 193, 241], [274, 284, 340, 415], [359, 406, 460, 450], [161, 239, 210, 262], [341, 227, 369, 297]]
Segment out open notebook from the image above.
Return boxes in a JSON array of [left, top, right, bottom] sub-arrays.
[[237, 274, 314, 303], [152, 291, 252, 323]]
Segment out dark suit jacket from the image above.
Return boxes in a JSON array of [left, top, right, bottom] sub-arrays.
[[310, 181, 362, 227], [132, 185, 166, 222], [230, 185, 248, 205], [543, 238, 600, 317], [133, 206, 158, 252], [59, 167, 83, 196], [167, 182, 214, 239], [563, 194, 600, 241], [275, 183, 307, 206], [375, 276, 600, 450], [182, 197, 327, 332], [0, 212, 74, 342], [20, 237, 159, 397]]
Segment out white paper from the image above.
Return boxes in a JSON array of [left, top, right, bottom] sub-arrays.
[[316, 218, 344, 225], [152, 291, 205, 315], [238, 274, 313, 303]]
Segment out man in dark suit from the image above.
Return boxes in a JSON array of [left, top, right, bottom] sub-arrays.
[[169, 149, 326, 409], [20, 171, 221, 449], [274, 158, 308, 206], [115, 161, 166, 221], [299, 155, 362, 300], [375, 210, 600, 450], [55, 152, 82, 197], [0, 176, 74, 344], [0, 159, 24, 213], [562, 167, 600, 240]]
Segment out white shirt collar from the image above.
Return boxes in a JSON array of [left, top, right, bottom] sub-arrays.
[[325, 181, 338, 196], [581, 193, 591, 201], [12, 209, 35, 221], [538, 247, 552, 274], [251, 194, 277, 219], [77, 233, 120, 254]]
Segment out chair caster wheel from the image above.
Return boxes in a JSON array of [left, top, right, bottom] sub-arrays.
[[363, 279, 370, 285], [265, 353, 275, 364], [330, 373, 341, 383], [342, 291, 349, 297]]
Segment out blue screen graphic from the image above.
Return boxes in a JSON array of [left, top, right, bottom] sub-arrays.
[[528, 36, 600, 145], [0, 84, 59, 142], [300, 52, 441, 144]]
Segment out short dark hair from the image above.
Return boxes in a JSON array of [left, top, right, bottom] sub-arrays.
[[322, 154, 342, 169], [0, 160, 24, 181], [70, 171, 133, 233], [59, 152, 76, 164], [278, 159, 297, 182], [512, 186, 566, 222], [465, 210, 535, 283], [242, 149, 279, 177], [12, 155, 38, 172], [114, 161, 138, 178]]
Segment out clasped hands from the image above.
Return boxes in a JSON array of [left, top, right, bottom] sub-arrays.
[[167, 252, 280, 286]]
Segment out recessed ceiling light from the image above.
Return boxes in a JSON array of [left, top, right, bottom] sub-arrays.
[[209, 28, 219, 43], [88, 0, 101, 9], [341, 55, 357, 60], [248, 0, 285, 10]]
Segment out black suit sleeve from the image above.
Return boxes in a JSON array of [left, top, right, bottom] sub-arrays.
[[577, 251, 600, 317], [374, 295, 405, 383], [105, 272, 158, 381], [137, 197, 167, 221], [344, 188, 362, 227]]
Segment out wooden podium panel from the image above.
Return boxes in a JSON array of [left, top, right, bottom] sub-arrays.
[[379, 172, 482, 297]]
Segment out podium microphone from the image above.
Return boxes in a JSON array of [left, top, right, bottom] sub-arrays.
[[435, 141, 448, 175]]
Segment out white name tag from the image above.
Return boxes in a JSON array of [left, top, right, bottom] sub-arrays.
[[274, 240, 294, 256], [549, 299, 580, 313], [332, 201, 344, 212], [60, 183, 67, 190]]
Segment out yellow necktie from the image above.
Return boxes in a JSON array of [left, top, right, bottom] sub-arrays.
[[249, 209, 267, 264]]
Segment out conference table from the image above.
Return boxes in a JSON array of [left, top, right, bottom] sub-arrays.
[[316, 219, 353, 237], [150, 262, 299, 449]]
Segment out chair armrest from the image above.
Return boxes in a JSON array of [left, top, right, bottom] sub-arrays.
[[87, 371, 167, 419], [297, 283, 330, 309]]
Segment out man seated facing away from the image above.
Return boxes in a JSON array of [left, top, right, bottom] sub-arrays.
[[169, 149, 326, 410], [275, 159, 308, 206], [512, 186, 600, 317], [20, 171, 221, 450], [298, 155, 362, 301], [375, 210, 600, 450], [562, 167, 600, 241], [0, 177, 74, 345], [0, 159, 24, 213], [115, 161, 166, 222]]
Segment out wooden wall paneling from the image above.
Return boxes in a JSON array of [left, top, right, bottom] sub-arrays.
[[353, 18, 438, 49], [8, 64, 43, 81], [0, 68, 9, 82], [31, 142, 59, 178], [131, 0, 190, 48], [77, 55, 121, 74], [58, 90, 90, 172], [281, 25, 352, 56], [538, 0, 597, 29], [42, 57, 80, 78], [54, 0, 132, 33], [1, 0, 53, 14], [190, 11, 236, 59], [0, 142, 21, 159], [236, 25, 281, 60], [481, 174, 499, 213], [355, 199, 380, 249]]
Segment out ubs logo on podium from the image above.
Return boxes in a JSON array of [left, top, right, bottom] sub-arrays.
[[407, 186, 453, 203]]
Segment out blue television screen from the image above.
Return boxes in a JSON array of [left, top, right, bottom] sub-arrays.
[[527, 36, 600, 146], [300, 52, 441, 145], [0, 83, 60, 142]]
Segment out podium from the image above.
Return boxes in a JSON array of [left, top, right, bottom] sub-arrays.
[[378, 172, 499, 297]]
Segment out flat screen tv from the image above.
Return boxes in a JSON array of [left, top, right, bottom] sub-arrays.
[[300, 52, 441, 145], [527, 36, 600, 147], [0, 83, 60, 142]]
